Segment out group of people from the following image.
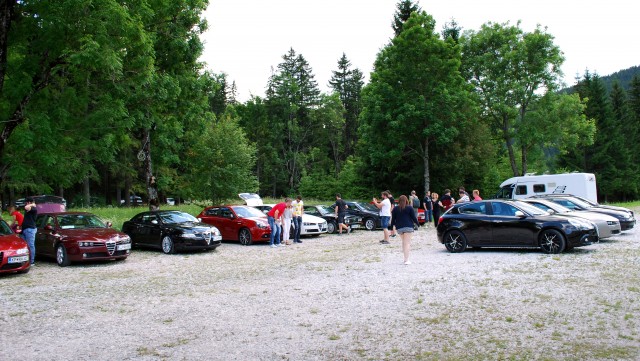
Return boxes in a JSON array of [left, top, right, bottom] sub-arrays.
[[7, 198, 38, 265], [422, 186, 482, 227], [266, 196, 305, 247]]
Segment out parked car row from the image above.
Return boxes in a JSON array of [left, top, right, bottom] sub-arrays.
[[437, 194, 635, 254]]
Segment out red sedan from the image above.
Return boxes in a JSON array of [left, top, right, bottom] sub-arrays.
[[35, 212, 131, 267], [198, 205, 271, 246], [0, 219, 30, 274]]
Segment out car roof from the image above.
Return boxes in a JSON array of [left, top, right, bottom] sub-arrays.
[[38, 212, 94, 216]]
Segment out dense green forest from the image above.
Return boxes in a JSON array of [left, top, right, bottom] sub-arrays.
[[1, 0, 638, 206]]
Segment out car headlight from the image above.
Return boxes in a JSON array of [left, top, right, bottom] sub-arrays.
[[607, 221, 618, 226], [210, 227, 221, 236], [256, 222, 268, 229], [78, 241, 98, 247], [118, 235, 131, 243], [16, 248, 28, 255], [568, 219, 593, 230], [303, 222, 312, 226]]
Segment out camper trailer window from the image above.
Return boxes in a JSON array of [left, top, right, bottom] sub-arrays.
[[533, 184, 546, 193], [515, 185, 527, 195]]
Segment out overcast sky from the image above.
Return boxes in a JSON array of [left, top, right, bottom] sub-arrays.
[[200, 0, 639, 102]]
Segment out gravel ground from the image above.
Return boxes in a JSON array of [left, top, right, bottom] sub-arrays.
[[2, 212, 640, 361]]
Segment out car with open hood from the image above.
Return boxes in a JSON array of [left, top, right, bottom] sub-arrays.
[[303, 205, 362, 233], [254, 204, 328, 236]]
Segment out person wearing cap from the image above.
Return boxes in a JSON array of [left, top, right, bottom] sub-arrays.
[[21, 197, 38, 265]]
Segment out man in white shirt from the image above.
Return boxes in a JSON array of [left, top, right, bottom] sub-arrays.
[[373, 191, 392, 244]]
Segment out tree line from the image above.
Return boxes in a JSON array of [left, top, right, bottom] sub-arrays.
[[1, 0, 638, 207]]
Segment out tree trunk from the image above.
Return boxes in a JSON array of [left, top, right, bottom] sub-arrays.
[[521, 145, 528, 175], [116, 186, 122, 206], [423, 138, 430, 195], [503, 115, 519, 176], [0, 0, 15, 92], [124, 176, 131, 206], [83, 177, 90, 207]]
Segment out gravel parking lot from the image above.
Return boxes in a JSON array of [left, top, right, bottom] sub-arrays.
[[2, 214, 640, 360]]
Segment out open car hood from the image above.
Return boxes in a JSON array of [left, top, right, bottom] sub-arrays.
[[238, 193, 263, 206]]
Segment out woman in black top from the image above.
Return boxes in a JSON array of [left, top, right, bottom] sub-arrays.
[[391, 195, 420, 265]]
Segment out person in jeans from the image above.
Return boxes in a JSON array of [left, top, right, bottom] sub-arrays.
[[21, 197, 38, 265], [291, 195, 304, 243], [372, 191, 392, 244], [391, 195, 420, 265], [423, 191, 433, 225], [282, 202, 293, 245], [267, 198, 291, 248]]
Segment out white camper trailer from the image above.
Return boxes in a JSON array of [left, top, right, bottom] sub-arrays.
[[494, 173, 598, 202]]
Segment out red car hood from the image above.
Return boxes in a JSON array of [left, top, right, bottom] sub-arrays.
[[56, 227, 125, 241], [0, 234, 28, 250], [246, 216, 268, 224]]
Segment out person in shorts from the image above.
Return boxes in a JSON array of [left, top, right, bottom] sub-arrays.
[[334, 193, 350, 235], [391, 195, 420, 265], [372, 191, 392, 244]]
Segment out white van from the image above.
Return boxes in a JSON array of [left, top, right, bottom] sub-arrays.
[[494, 173, 598, 202]]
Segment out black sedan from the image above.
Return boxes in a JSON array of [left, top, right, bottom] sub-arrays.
[[437, 200, 596, 254], [122, 211, 222, 254], [344, 201, 381, 231], [533, 195, 636, 231], [303, 205, 362, 233]]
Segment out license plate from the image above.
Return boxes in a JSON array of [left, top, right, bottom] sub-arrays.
[[8, 256, 29, 263], [350, 224, 361, 229], [117, 243, 132, 251]]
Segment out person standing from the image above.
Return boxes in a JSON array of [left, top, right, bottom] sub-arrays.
[[391, 195, 420, 265], [334, 193, 350, 235], [473, 189, 483, 201], [21, 197, 38, 265], [423, 191, 433, 225], [8, 205, 24, 233], [267, 198, 291, 248], [431, 192, 441, 227], [440, 189, 454, 211], [409, 190, 420, 227], [282, 202, 293, 245], [148, 175, 159, 211], [291, 195, 304, 243], [457, 189, 470, 203], [373, 191, 392, 244], [387, 191, 397, 237]]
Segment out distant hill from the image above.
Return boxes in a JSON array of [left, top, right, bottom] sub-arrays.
[[562, 65, 640, 94]]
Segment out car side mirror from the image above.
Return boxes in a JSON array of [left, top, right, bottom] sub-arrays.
[[44, 224, 54, 231], [151, 220, 158, 225], [514, 211, 526, 218], [106, 222, 113, 228]]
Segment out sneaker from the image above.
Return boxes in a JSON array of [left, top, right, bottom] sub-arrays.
[[404, 261, 412, 265], [391, 234, 397, 238], [270, 244, 277, 248], [296, 240, 303, 243], [380, 240, 390, 244], [276, 243, 281, 247], [347, 227, 351, 234]]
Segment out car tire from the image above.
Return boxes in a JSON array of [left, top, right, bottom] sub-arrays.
[[444, 230, 467, 253], [364, 218, 376, 231], [56, 244, 71, 267], [238, 228, 253, 246], [539, 229, 566, 254], [161, 235, 176, 254], [327, 221, 337, 234]]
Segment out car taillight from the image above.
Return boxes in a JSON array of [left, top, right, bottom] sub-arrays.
[[438, 216, 443, 225]]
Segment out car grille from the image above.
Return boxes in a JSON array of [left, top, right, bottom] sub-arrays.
[[106, 241, 116, 255], [84, 250, 128, 259], [199, 231, 212, 242]]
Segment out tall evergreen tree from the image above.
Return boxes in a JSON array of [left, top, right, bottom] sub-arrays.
[[392, 0, 421, 36], [328, 53, 364, 162]]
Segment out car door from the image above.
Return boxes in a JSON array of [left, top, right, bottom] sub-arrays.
[[137, 214, 161, 247], [35, 215, 56, 258], [219, 207, 239, 240], [489, 203, 537, 246], [456, 202, 492, 245]]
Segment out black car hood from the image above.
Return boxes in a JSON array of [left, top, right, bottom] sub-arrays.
[[167, 222, 213, 232]]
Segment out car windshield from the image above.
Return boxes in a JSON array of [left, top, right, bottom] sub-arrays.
[[317, 206, 334, 215], [158, 212, 198, 224], [57, 214, 107, 229], [512, 201, 547, 216], [233, 206, 265, 218], [530, 201, 571, 214], [561, 197, 592, 208], [354, 202, 378, 212], [0, 220, 13, 235]]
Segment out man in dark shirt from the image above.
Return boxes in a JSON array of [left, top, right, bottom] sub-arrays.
[[334, 193, 350, 235], [423, 191, 433, 224], [21, 197, 38, 265], [387, 191, 396, 237]]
